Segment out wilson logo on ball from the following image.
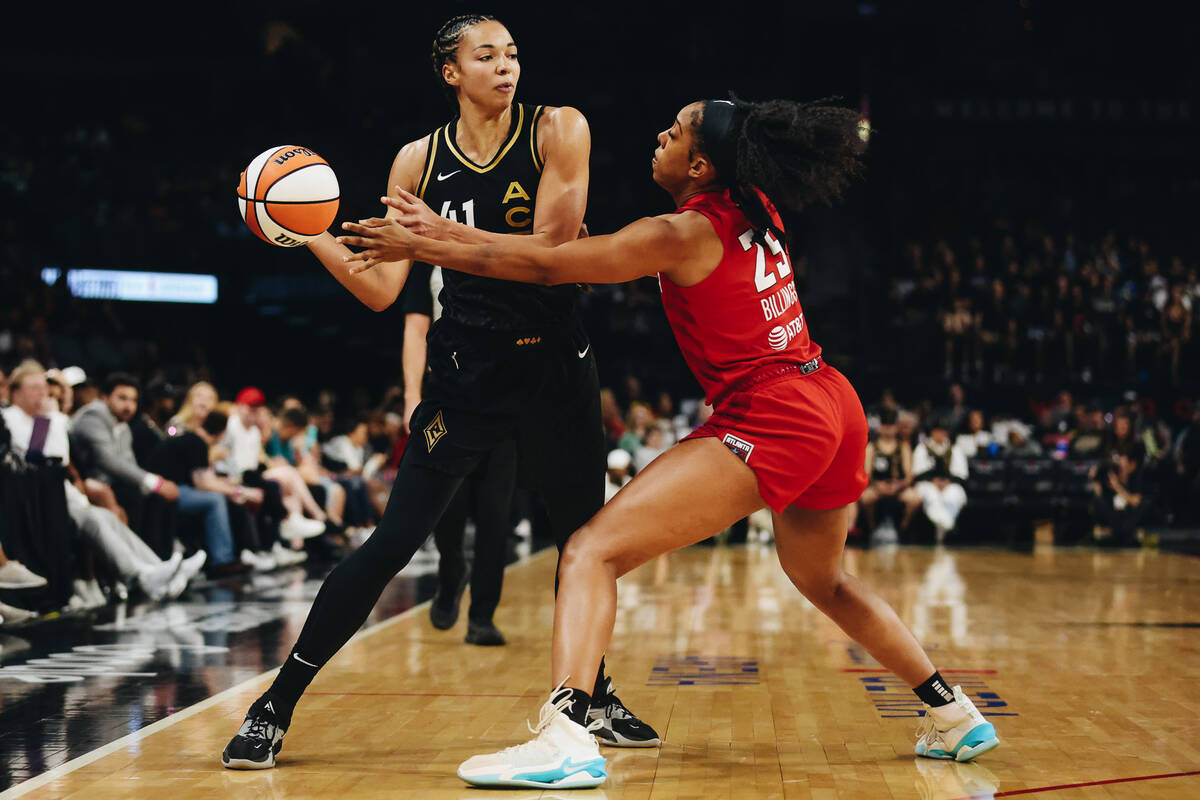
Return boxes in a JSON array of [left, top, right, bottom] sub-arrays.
[[237, 145, 340, 247], [272, 147, 315, 165]]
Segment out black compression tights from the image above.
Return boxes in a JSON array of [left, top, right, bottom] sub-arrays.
[[268, 457, 607, 711]]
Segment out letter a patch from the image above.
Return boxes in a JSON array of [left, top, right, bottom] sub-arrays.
[[424, 410, 448, 452]]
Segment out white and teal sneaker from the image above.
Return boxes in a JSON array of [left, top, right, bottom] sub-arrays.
[[915, 685, 1000, 762], [458, 689, 607, 789]]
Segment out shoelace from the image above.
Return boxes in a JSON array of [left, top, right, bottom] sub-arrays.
[[500, 679, 601, 759], [241, 714, 279, 742], [915, 713, 937, 744]]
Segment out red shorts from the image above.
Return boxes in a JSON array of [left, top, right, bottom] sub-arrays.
[[686, 364, 869, 514]]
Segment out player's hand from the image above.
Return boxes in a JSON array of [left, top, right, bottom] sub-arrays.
[[337, 217, 418, 274], [381, 188, 448, 239], [402, 394, 420, 436]]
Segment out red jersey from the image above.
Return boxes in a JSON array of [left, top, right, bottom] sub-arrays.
[[660, 189, 822, 406]]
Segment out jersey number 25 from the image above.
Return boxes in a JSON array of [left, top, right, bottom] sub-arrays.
[[738, 229, 792, 293]]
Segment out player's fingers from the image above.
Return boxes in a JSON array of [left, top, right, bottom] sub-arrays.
[[336, 235, 369, 249], [396, 186, 420, 202], [381, 195, 405, 210], [358, 217, 390, 228]]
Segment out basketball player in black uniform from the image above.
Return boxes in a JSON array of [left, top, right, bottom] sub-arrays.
[[222, 15, 657, 770]]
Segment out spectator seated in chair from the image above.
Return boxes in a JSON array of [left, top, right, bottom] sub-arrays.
[[912, 418, 970, 543]]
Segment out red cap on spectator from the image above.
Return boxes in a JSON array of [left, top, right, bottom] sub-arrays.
[[236, 386, 266, 407]]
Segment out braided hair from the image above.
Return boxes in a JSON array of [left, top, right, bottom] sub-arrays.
[[430, 14, 499, 103], [692, 96, 865, 244]]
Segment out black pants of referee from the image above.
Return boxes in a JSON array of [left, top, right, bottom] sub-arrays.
[[432, 440, 517, 625]]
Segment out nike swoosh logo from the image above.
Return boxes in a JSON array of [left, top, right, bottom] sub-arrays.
[[561, 756, 601, 774], [436, 170, 461, 181], [577, 344, 590, 359], [292, 652, 318, 668]]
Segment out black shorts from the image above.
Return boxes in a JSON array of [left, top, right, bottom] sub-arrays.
[[405, 318, 605, 492]]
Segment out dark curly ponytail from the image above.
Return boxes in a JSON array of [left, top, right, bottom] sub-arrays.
[[430, 14, 499, 104], [694, 96, 865, 243]]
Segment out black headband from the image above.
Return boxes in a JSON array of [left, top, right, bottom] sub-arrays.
[[700, 99, 743, 182]]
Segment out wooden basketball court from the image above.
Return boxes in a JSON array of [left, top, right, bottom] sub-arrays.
[[3, 543, 1198, 799]]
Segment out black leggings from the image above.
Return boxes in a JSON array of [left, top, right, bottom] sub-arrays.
[[277, 447, 603, 686], [433, 441, 517, 625]]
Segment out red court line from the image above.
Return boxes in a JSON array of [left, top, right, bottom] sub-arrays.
[[840, 668, 998, 674], [952, 768, 1200, 799], [307, 691, 527, 698]]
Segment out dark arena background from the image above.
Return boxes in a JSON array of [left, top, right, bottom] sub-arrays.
[[1, 3, 1198, 799]]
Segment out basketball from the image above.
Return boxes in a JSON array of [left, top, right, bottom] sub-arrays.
[[237, 145, 339, 247]]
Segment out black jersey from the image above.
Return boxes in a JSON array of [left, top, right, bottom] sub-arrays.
[[415, 103, 578, 331], [871, 439, 903, 481]]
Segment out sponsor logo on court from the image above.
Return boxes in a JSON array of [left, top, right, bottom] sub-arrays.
[[851, 672, 1018, 718], [721, 433, 755, 462], [424, 409, 448, 451], [647, 655, 760, 686]]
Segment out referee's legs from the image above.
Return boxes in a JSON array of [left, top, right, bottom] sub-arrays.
[[466, 441, 518, 626]]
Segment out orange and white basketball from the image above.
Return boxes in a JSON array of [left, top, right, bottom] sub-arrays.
[[237, 146, 339, 247]]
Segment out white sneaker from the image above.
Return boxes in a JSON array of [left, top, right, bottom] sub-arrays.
[[271, 542, 307, 567], [0, 600, 37, 625], [458, 688, 607, 788], [241, 550, 277, 573], [72, 579, 106, 610], [138, 552, 183, 601], [165, 570, 189, 600], [915, 686, 1000, 762], [280, 514, 325, 540], [83, 578, 107, 607], [0, 560, 49, 590], [178, 550, 207, 581]]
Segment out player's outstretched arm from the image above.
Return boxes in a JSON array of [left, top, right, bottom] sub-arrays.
[[388, 106, 589, 249], [338, 209, 722, 287], [307, 140, 426, 311]]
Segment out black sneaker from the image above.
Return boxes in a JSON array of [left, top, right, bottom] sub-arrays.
[[464, 620, 506, 646], [430, 569, 469, 630], [587, 678, 661, 747], [222, 694, 290, 769]]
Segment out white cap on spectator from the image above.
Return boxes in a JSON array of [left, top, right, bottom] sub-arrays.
[[61, 366, 88, 387], [607, 449, 632, 470]]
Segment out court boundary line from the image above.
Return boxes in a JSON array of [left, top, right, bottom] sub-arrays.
[[0, 546, 557, 800], [952, 767, 1200, 799]]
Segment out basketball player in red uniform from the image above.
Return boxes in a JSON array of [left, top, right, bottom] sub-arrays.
[[340, 97, 1000, 789]]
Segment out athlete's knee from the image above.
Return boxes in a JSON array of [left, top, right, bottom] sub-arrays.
[[789, 566, 848, 608], [559, 524, 616, 574]]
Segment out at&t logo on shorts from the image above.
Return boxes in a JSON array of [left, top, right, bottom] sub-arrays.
[[721, 433, 755, 462]]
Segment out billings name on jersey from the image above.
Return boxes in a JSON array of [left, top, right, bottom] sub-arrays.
[[416, 103, 577, 331], [659, 188, 821, 406]]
